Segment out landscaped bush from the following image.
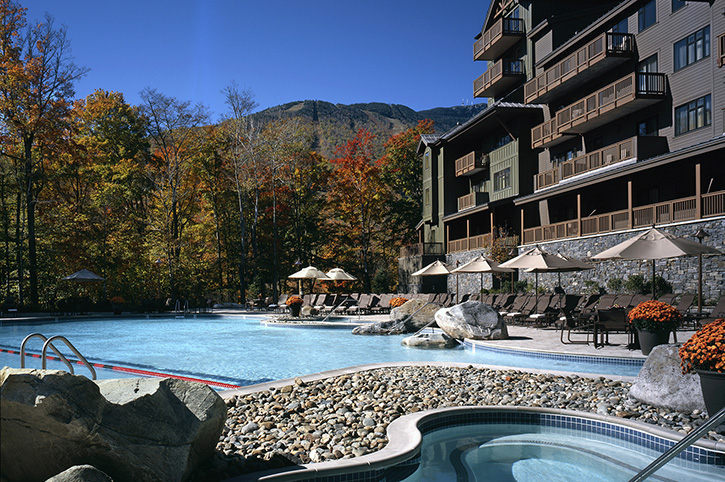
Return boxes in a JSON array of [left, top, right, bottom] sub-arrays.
[[607, 277, 624, 293], [624, 274, 672, 295]]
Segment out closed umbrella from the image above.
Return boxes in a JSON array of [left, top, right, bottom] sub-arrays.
[[591, 227, 721, 299], [288, 266, 330, 295], [451, 255, 513, 295]]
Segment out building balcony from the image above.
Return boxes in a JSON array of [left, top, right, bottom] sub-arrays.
[[400, 242, 445, 258], [531, 72, 666, 149], [448, 233, 493, 254], [473, 17, 524, 61], [455, 151, 487, 177], [534, 136, 668, 190], [524, 33, 635, 104], [473, 59, 525, 99], [458, 191, 488, 212], [522, 189, 725, 244]]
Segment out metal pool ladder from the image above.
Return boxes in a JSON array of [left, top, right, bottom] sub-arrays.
[[20, 333, 97, 380], [629, 404, 725, 482]]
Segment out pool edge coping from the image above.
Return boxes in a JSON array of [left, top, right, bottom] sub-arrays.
[[225, 405, 725, 482]]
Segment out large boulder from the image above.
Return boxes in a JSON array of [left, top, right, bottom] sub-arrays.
[[0, 368, 227, 482], [434, 301, 508, 340], [390, 298, 441, 332], [629, 344, 706, 412], [401, 331, 459, 348], [46, 465, 113, 482]]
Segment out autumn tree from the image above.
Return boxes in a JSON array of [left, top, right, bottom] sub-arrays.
[[327, 129, 386, 292], [139, 88, 209, 302], [0, 1, 88, 305]]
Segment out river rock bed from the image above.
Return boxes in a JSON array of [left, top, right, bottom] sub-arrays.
[[191, 365, 724, 481]]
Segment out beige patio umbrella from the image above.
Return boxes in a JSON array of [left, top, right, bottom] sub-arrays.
[[411, 259, 456, 301], [591, 227, 721, 299], [501, 246, 591, 302], [323, 268, 357, 281], [451, 255, 514, 296], [288, 266, 330, 295]]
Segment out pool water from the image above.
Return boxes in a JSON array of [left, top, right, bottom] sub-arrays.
[[0, 315, 641, 385], [393, 423, 725, 482]]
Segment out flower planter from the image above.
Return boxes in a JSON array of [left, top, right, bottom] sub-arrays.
[[697, 370, 725, 416], [636, 328, 670, 355], [289, 304, 301, 317]]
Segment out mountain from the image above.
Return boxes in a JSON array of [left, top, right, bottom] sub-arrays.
[[252, 100, 487, 158]]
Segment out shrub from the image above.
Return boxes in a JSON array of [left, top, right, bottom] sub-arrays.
[[607, 277, 624, 293]]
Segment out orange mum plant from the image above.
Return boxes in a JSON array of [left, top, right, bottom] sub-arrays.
[[286, 296, 303, 306], [680, 319, 725, 374], [389, 297, 409, 308], [627, 300, 683, 331], [110, 296, 125, 304]]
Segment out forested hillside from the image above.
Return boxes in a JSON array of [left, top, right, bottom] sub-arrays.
[[253, 101, 487, 157]]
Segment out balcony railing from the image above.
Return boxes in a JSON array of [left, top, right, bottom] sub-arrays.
[[455, 151, 487, 177], [473, 17, 524, 61], [535, 167, 559, 190], [473, 59, 525, 99], [531, 72, 666, 149], [524, 33, 635, 104], [458, 191, 487, 211], [400, 242, 444, 258], [448, 233, 493, 253], [522, 190, 725, 244]]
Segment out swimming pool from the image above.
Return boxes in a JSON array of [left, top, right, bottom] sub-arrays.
[[0, 314, 642, 386]]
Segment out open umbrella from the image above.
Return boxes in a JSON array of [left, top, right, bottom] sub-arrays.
[[412, 259, 455, 301], [288, 266, 330, 295], [591, 227, 721, 299], [323, 268, 357, 281], [451, 255, 513, 295], [61, 269, 104, 281], [500, 246, 591, 302]]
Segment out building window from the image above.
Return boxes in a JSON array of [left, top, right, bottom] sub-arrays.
[[675, 94, 711, 135], [424, 188, 430, 206], [552, 147, 579, 165], [637, 116, 658, 136], [639, 54, 658, 73], [719, 33, 725, 68], [424, 152, 430, 170], [493, 168, 511, 191], [674, 26, 710, 71], [612, 17, 628, 34], [672, 0, 686, 12], [638, 0, 656, 32]]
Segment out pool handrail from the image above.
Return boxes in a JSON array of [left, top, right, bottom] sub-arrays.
[[20, 332, 97, 380], [628, 404, 725, 482]]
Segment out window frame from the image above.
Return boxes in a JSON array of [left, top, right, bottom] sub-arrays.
[[673, 25, 710, 72], [638, 0, 656, 32], [674, 94, 712, 136], [493, 167, 511, 192], [672, 0, 686, 13]]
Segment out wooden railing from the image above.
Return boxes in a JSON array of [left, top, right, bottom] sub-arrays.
[[532, 72, 666, 148], [473, 17, 524, 61], [448, 233, 494, 253], [455, 151, 486, 176], [535, 167, 559, 190], [457, 191, 487, 211], [524, 33, 634, 103], [522, 190, 725, 244], [561, 137, 634, 179], [400, 242, 445, 258], [473, 59, 524, 98]]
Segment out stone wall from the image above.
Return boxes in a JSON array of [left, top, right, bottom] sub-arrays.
[[443, 217, 725, 303]]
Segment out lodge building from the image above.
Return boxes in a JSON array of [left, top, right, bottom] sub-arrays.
[[400, 0, 725, 299]]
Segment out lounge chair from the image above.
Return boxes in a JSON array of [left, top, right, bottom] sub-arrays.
[[505, 294, 540, 324], [697, 294, 725, 325], [524, 294, 559, 326], [499, 293, 529, 316]]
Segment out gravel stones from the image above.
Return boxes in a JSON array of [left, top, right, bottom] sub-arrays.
[[194, 366, 724, 481]]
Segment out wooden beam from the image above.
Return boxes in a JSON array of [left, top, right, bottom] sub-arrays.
[[627, 180, 633, 229], [695, 163, 701, 219]]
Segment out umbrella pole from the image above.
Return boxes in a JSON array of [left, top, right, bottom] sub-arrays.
[[652, 259, 656, 300]]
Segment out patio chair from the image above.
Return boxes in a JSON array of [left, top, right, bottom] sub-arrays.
[[493, 294, 515, 311], [560, 303, 597, 345], [505, 294, 540, 323], [314, 294, 334, 312], [594, 306, 632, 348], [499, 293, 529, 316], [697, 294, 725, 325], [524, 294, 559, 326], [657, 293, 677, 305], [571, 293, 601, 325], [268, 293, 289, 312]]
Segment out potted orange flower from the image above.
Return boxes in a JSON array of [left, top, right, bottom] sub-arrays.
[[679, 319, 725, 416], [286, 295, 303, 317], [110, 296, 125, 315], [389, 297, 409, 309], [627, 300, 682, 355]]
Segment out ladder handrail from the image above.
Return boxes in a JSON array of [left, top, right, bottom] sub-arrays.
[[322, 296, 356, 322], [628, 404, 725, 482], [42, 335, 97, 380], [21, 333, 75, 374]]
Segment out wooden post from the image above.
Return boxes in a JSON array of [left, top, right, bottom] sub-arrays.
[[695, 163, 701, 219], [627, 180, 633, 229], [446, 224, 450, 254], [577, 194, 582, 237]]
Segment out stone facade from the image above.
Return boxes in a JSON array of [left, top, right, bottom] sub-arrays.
[[442, 218, 725, 302]]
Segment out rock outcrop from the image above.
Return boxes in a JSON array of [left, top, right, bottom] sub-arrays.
[[629, 344, 706, 412], [401, 331, 459, 348], [353, 299, 441, 335], [434, 301, 508, 340], [0, 368, 227, 482]]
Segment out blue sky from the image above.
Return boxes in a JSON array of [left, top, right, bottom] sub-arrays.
[[23, 0, 491, 121]]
